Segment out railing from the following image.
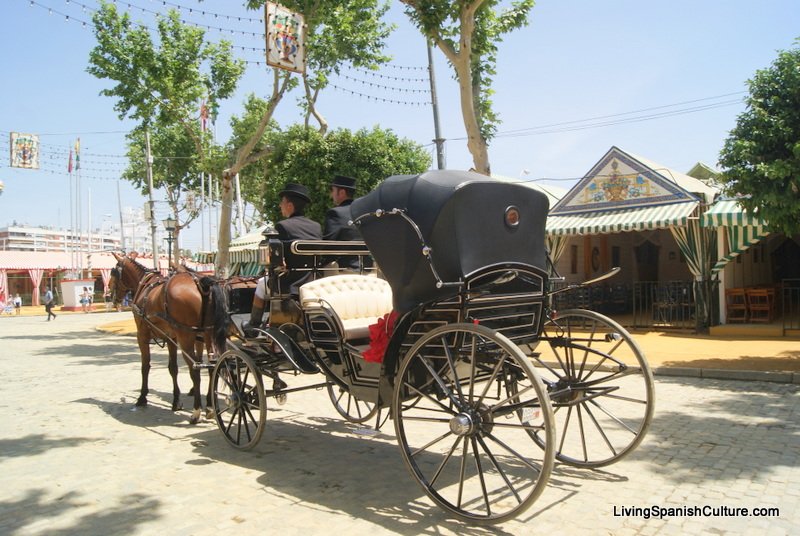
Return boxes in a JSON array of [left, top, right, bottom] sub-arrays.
[[632, 281, 698, 330], [783, 279, 800, 331], [550, 280, 716, 332]]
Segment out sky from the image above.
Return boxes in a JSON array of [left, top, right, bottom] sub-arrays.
[[2, 0, 799, 254]]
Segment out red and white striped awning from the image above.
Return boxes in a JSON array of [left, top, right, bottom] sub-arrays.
[[0, 251, 208, 272]]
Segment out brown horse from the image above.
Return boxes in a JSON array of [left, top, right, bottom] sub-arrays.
[[109, 252, 229, 424]]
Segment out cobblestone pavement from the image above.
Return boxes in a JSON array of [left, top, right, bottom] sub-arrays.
[[1, 313, 798, 535]]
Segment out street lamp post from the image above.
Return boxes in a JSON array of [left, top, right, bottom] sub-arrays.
[[162, 216, 176, 270]]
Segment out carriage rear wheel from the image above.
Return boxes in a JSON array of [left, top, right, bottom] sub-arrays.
[[326, 383, 379, 424], [211, 349, 266, 450], [529, 309, 655, 467], [393, 323, 555, 524]]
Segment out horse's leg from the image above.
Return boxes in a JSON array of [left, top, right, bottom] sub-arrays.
[[187, 338, 206, 398], [167, 342, 182, 412], [136, 331, 152, 407], [180, 333, 203, 425]]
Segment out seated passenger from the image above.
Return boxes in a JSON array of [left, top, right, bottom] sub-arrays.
[[323, 175, 363, 271], [245, 182, 322, 335]]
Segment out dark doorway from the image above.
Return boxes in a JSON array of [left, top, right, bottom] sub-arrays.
[[635, 240, 660, 282], [771, 237, 800, 281]]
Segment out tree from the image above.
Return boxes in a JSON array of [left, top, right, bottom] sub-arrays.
[[226, 93, 281, 226], [122, 125, 206, 244], [210, 1, 394, 277], [87, 1, 244, 251], [718, 39, 800, 236], [255, 124, 431, 224], [402, 0, 535, 175]]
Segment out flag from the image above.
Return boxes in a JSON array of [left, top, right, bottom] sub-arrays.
[[68, 149, 73, 173], [74, 138, 81, 170]]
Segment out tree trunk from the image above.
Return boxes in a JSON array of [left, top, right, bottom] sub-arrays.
[[214, 69, 291, 277], [215, 171, 234, 279], [450, 45, 490, 175]]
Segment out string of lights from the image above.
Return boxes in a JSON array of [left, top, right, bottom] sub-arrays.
[[27, 0, 266, 53], [351, 66, 429, 83], [334, 72, 430, 94], [126, 0, 263, 24], [26, 1, 433, 101], [42, 0, 264, 38], [326, 83, 430, 106]]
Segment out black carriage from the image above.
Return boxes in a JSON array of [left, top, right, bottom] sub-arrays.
[[211, 170, 655, 524]]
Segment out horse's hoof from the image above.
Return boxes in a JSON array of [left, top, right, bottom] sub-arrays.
[[135, 399, 147, 407], [205, 409, 216, 420], [189, 410, 201, 425]]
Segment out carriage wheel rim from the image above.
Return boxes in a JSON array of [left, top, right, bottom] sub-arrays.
[[392, 322, 555, 524]]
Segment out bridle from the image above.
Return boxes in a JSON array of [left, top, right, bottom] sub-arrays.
[[110, 261, 125, 305]]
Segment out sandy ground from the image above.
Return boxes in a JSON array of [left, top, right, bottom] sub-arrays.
[[88, 313, 800, 373], [6, 303, 799, 372]]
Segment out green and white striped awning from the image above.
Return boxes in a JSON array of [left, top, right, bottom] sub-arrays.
[[701, 199, 771, 274], [194, 248, 260, 265], [546, 201, 698, 236], [701, 199, 765, 227], [712, 224, 771, 274], [192, 226, 269, 266]]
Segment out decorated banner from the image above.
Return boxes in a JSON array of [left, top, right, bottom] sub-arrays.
[[265, 2, 305, 73], [9, 132, 40, 169]]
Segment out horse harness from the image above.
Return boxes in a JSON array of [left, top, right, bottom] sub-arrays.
[[118, 262, 216, 348]]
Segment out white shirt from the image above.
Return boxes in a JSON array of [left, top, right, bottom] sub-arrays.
[[254, 277, 270, 301]]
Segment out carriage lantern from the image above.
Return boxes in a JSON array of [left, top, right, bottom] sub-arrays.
[[162, 216, 177, 269]]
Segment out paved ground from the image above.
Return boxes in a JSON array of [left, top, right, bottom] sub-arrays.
[[1, 312, 798, 535]]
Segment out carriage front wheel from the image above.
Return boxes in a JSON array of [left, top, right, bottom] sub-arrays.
[[211, 349, 266, 450], [529, 309, 655, 467], [392, 323, 555, 524]]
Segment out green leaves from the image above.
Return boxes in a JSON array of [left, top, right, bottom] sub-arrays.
[[718, 38, 800, 236], [229, 115, 430, 225], [402, 0, 536, 172]]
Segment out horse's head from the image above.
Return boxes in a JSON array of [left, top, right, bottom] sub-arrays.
[[109, 254, 127, 306], [109, 252, 143, 305]]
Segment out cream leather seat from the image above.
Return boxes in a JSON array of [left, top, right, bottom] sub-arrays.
[[299, 275, 393, 340]]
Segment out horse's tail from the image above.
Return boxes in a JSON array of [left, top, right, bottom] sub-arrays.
[[202, 277, 230, 357]]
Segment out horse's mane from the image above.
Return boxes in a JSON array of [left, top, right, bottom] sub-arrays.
[[123, 255, 157, 276]]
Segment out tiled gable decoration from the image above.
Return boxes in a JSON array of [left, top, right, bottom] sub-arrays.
[[551, 147, 698, 215]]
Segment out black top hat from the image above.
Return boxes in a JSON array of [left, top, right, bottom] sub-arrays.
[[278, 182, 311, 203], [331, 175, 357, 191]]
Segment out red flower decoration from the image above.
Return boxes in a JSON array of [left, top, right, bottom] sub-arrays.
[[362, 311, 399, 363]]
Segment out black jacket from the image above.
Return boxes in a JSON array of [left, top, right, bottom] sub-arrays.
[[275, 214, 322, 294], [323, 199, 360, 241], [323, 199, 364, 269]]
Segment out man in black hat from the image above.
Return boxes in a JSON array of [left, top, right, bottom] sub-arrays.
[[275, 182, 321, 243], [246, 183, 321, 335], [324, 175, 362, 270]]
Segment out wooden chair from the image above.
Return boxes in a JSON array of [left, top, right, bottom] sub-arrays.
[[725, 288, 748, 323], [745, 287, 775, 323]]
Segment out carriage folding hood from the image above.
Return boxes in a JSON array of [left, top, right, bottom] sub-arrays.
[[350, 170, 550, 313]]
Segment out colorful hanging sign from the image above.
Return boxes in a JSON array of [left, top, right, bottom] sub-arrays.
[[265, 2, 305, 74], [9, 132, 40, 169]]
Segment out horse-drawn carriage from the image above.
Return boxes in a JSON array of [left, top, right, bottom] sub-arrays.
[[208, 170, 655, 524]]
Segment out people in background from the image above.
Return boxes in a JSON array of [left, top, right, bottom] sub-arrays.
[[80, 287, 91, 313], [44, 287, 56, 321]]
